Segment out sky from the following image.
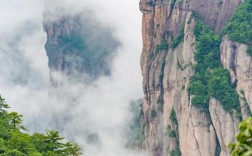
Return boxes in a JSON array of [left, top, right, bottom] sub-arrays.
[[0, 0, 145, 155]]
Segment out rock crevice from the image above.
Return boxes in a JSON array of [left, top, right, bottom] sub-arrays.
[[139, 0, 249, 156]]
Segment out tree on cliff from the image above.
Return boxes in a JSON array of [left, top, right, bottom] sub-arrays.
[[8, 112, 27, 131], [229, 117, 252, 156], [0, 95, 82, 156]]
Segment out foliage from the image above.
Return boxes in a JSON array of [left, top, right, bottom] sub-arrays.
[[156, 40, 169, 52], [170, 0, 177, 12], [58, 34, 85, 51], [207, 69, 240, 112], [0, 149, 26, 156], [0, 96, 10, 116], [7, 112, 26, 131], [188, 16, 240, 113], [6, 131, 35, 154], [168, 108, 179, 140], [151, 109, 157, 118], [223, 0, 252, 56], [171, 26, 185, 49], [125, 100, 145, 149], [170, 147, 182, 156], [64, 142, 82, 156], [240, 90, 252, 116], [0, 96, 82, 156], [169, 108, 178, 125], [229, 117, 252, 156], [168, 130, 176, 138]]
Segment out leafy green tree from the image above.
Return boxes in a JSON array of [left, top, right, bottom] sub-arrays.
[[6, 131, 35, 154], [0, 149, 26, 156], [64, 142, 82, 156], [229, 117, 252, 155], [223, 0, 252, 56], [7, 112, 27, 131], [44, 130, 65, 154], [0, 138, 7, 154], [0, 96, 10, 117], [188, 14, 241, 114], [0, 95, 10, 114], [28, 152, 43, 156], [0, 95, 82, 156], [32, 132, 82, 156], [0, 118, 11, 140], [31, 133, 48, 154], [0, 97, 11, 140]]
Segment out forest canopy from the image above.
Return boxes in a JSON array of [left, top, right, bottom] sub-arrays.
[[0, 96, 82, 156]]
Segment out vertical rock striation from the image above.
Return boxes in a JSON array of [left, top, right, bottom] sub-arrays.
[[221, 37, 252, 117], [43, 6, 119, 85], [139, 0, 249, 156], [42, 3, 119, 130]]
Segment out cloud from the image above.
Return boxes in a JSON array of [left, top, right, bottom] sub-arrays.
[[0, 0, 144, 155]]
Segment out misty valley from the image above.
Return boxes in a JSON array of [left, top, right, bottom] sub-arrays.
[[1, 0, 252, 156]]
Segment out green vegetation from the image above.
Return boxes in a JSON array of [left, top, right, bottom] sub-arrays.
[[207, 69, 240, 112], [178, 0, 183, 6], [170, 0, 177, 13], [155, 40, 169, 53], [170, 147, 182, 156], [171, 26, 184, 49], [223, 0, 252, 56], [58, 34, 85, 51], [169, 108, 178, 125], [168, 130, 176, 138], [151, 108, 157, 118], [0, 96, 82, 156], [168, 108, 179, 147], [240, 90, 252, 116], [188, 16, 240, 113], [159, 59, 166, 84], [126, 100, 145, 149], [229, 117, 252, 155]]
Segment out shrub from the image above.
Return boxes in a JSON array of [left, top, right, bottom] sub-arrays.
[[229, 117, 252, 155], [169, 108, 177, 124], [170, 147, 182, 156], [0, 96, 82, 156], [171, 26, 184, 49], [168, 130, 176, 138], [58, 34, 85, 52], [170, 0, 177, 12], [2, 150, 26, 156], [188, 16, 240, 113], [156, 40, 169, 52], [151, 109, 157, 118], [223, 0, 252, 56]]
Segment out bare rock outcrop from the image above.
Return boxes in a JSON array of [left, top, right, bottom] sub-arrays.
[[221, 36, 252, 114], [139, 0, 247, 156], [43, 7, 119, 85], [209, 98, 240, 156]]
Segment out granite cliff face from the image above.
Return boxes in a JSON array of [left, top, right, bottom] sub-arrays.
[[42, 5, 120, 130], [139, 0, 251, 156], [221, 37, 252, 117], [43, 10, 119, 84]]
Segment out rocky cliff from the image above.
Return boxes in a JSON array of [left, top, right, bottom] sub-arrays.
[[41, 3, 120, 131], [43, 7, 119, 85], [139, 0, 251, 156]]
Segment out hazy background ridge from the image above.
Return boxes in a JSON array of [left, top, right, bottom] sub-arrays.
[[0, 0, 145, 155]]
